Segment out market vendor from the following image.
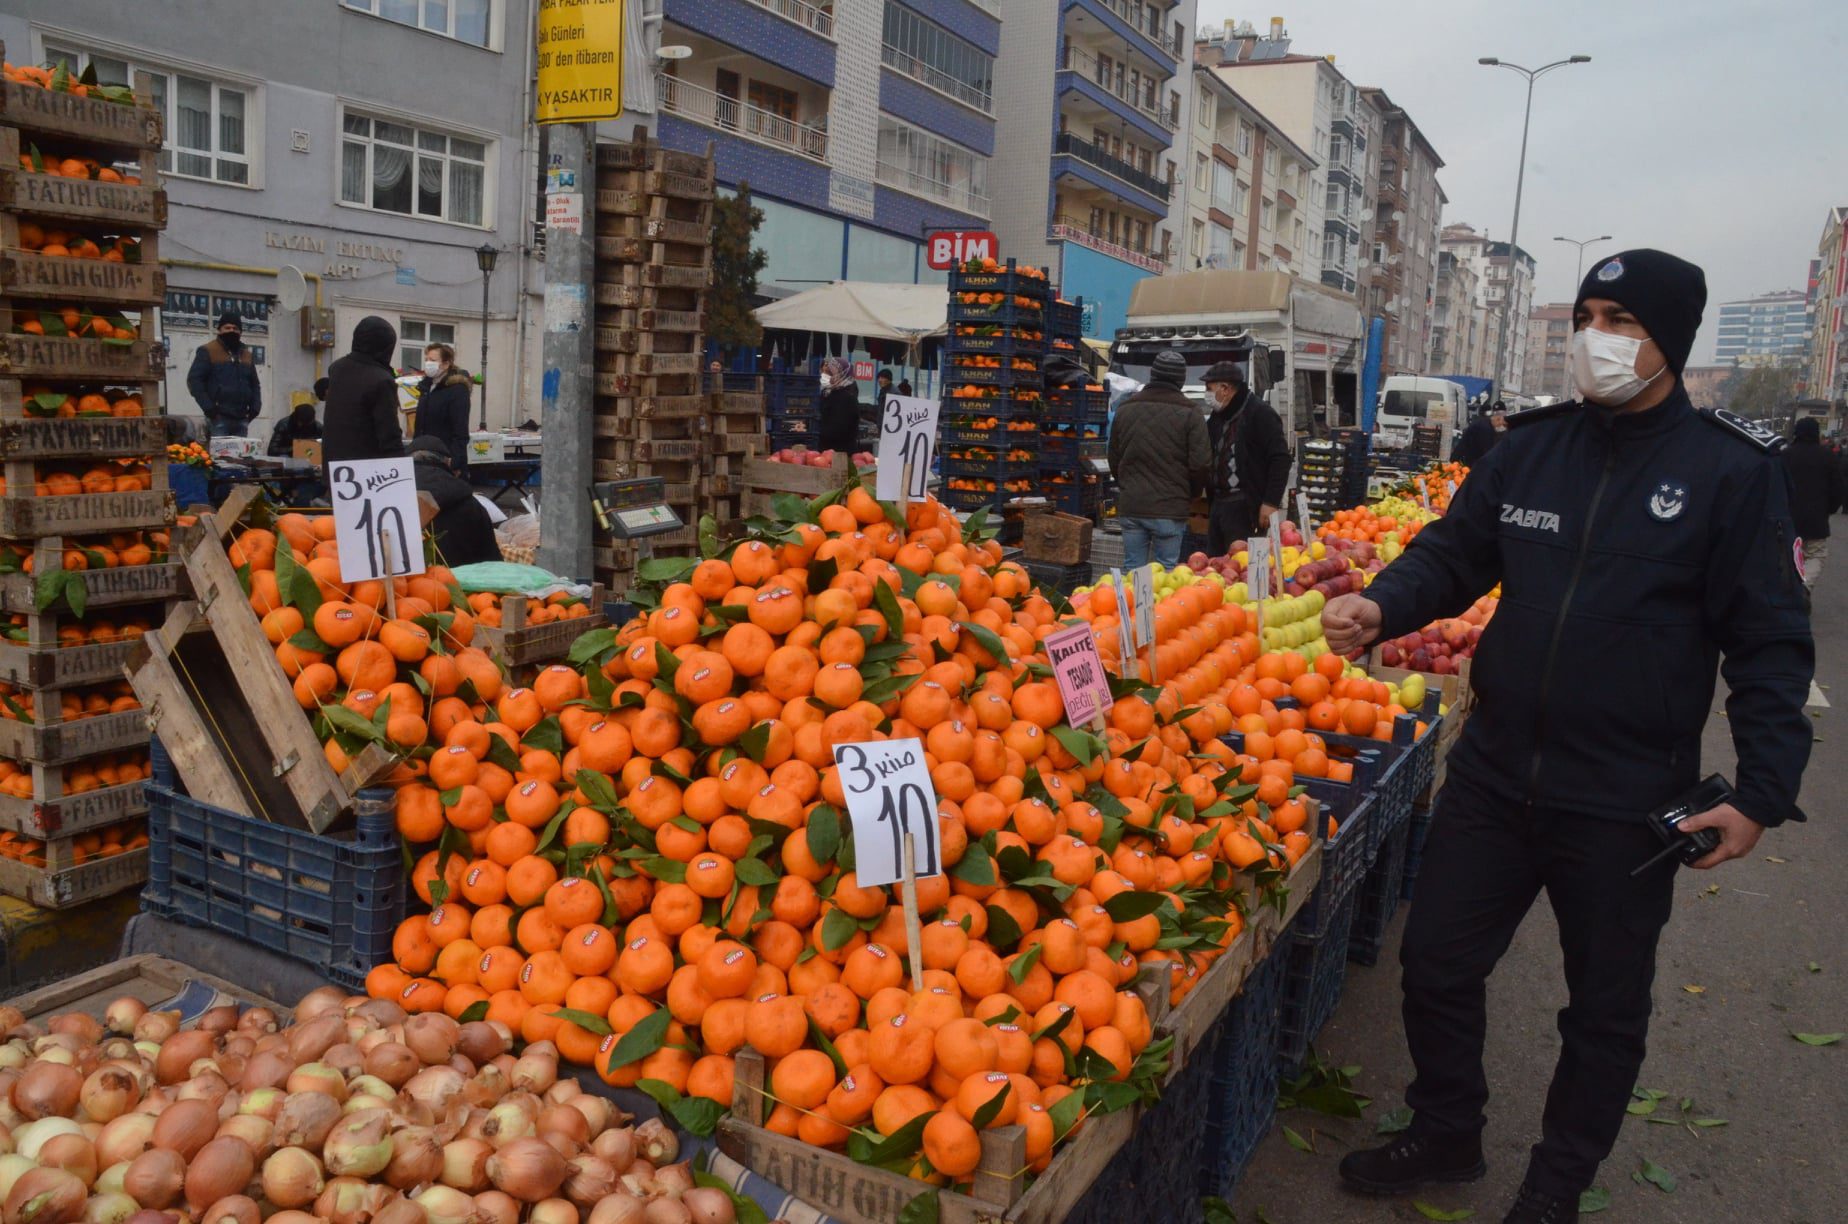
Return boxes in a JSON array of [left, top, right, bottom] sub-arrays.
[[1202, 359, 1291, 553], [411, 436, 500, 566], [817, 357, 861, 453], [1321, 249, 1814, 1224]]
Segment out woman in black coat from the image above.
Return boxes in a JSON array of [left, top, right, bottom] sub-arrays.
[[411, 342, 474, 471], [1782, 416, 1844, 587], [816, 356, 861, 453]]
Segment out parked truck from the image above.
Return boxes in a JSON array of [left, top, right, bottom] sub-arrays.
[[1110, 270, 1365, 434]]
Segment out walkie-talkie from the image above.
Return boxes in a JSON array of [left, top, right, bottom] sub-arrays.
[[1629, 775, 1732, 877]]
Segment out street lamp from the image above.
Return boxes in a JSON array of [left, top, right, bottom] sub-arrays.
[[1479, 54, 1591, 396], [1554, 234, 1612, 398], [474, 243, 498, 431]]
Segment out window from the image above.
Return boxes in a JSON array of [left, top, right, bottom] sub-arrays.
[[46, 44, 252, 185], [341, 112, 488, 226], [1235, 179, 1250, 217], [399, 319, 457, 375], [344, 0, 494, 48], [1236, 122, 1252, 157], [1264, 144, 1278, 176], [1190, 219, 1205, 258], [1194, 153, 1209, 193], [1196, 85, 1213, 128], [882, 5, 994, 112], [1294, 219, 1305, 250], [1261, 198, 1274, 230], [875, 114, 990, 211], [1208, 223, 1233, 266], [1211, 162, 1235, 211], [1132, 220, 1148, 253]]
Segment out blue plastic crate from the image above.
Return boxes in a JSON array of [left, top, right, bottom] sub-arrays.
[[142, 740, 405, 991], [1041, 479, 1106, 516], [944, 327, 1048, 357], [939, 485, 1006, 512], [1048, 298, 1083, 339], [943, 363, 1044, 390], [1348, 814, 1411, 967], [1045, 388, 1109, 423], [1201, 926, 1291, 1199], [947, 297, 1045, 327], [1024, 559, 1090, 595], [1277, 885, 1359, 1079], [1064, 1018, 1222, 1224], [1038, 434, 1108, 465], [1402, 800, 1436, 902], [948, 261, 1052, 300], [941, 450, 1039, 483]]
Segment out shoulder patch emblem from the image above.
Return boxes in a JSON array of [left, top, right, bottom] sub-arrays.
[[1698, 407, 1787, 454], [1648, 482, 1688, 522]]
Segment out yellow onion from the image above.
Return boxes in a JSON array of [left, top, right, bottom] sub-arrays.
[[35, 1134, 98, 1187], [183, 1136, 255, 1215], [642, 1200, 691, 1224], [0, 1154, 35, 1201], [258, 1147, 323, 1209], [485, 1137, 567, 1203], [93, 1115, 155, 1169], [237, 1051, 293, 1094], [292, 988, 347, 1023], [537, 1105, 588, 1148], [199, 1194, 260, 1224], [152, 1032, 215, 1087], [48, 1015, 103, 1046], [78, 1191, 137, 1224], [214, 1114, 273, 1159], [438, 1139, 492, 1192], [679, 1189, 737, 1224], [173, 1069, 228, 1105], [284, 1063, 345, 1102], [121, 1148, 185, 1210], [14, 1119, 83, 1161], [471, 1190, 518, 1224], [568, 1094, 613, 1139], [590, 1126, 635, 1171], [13, 1063, 81, 1120], [634, 1118, 679, 1165], [236, 1088, 284, 1121], [0, 1010, 24, 1036], [479, 1102, 533, 1145], [561, 1155, 617, 1207], [586, 1193, 646, 1224], [456, 1024, 505, 1067], [267, 1211, 325, 1224], [362, 1044, 418, 1089], [382, 1127, 440, 1191], [320, 1044, 364, 1080], [321, 1109, 393, 1178], [402, 1016, 459, 1068], [284, 1016, 345, 1068], [528, 1199, 575, 1224], [509, 1053, 556, 1095], [197, 1008, 238, 1036], [372, 1197, 425, 1224], [462, 1065, 507, 1109], [78, 1068, 141, 1124], [401, 1067, 465, 1113], [236, 1008, 279, 1037], [3, 1167, 87, 1224], [131, 1014, 179, 1047], [411, 1184, 475, 1224], [272, 1092, 342, 1150], [149, 1098, 216, 1159], [314, 1177, 392, 1224]]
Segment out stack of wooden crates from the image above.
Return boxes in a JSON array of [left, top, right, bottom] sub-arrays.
[[0, 46, 176, 907], [589, 133, 763, 597]]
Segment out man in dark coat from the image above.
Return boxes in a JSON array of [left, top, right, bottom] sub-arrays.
[[266, 401, 322, 457], [410, 436, 499, 566], [322, 316, 405, 475], [1782, 416, 1844, 586], [1456, 401, 1509, 467], [411, 342, 474, 472], [1107, 350, 1210, 567], [1202, 359, 1291, 554], [186, 311, 262, 437]]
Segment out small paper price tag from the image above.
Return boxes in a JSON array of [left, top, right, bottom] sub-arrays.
[[1045, 623, 1113, 727], [1247, 536, 1272, 602], [831, 739, 942, 887], [328, 457, 426, 584], [1130, 565, 1157, 649], [1296, 490, 1315, 532]]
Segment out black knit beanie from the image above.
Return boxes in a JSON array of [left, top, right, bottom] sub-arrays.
[[1574, 249, 1707, 376], [1149, 350, 1187, 389]]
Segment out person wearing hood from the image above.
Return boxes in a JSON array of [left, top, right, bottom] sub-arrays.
[[1781, 415, 1843, 586], [1202, 358, 1290, 553], [1107, 350, 1210, 567], [816, 357, 861, 453], [410, 436, 499, 565], [1456, 401, 1509, 468], [322, 316, 406, 473], [411, 342, 474, 473], [186, 311, 262, 436], [1321, 250, 1813, 1223]]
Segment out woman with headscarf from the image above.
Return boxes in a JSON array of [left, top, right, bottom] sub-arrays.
[[817, 356, 861, 453]]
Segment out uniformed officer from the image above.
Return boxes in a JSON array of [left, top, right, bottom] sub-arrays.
[[1321, 249, 1813, 1224]]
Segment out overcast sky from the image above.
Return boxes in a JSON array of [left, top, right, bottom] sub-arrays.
[[1195, 0, 1847, 366]]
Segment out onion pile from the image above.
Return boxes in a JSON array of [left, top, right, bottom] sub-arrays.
[[0, 991, 746, 1224]]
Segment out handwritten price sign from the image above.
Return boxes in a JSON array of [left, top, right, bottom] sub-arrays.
[[832, 739, 942, 888], [876, 394, 940, 504], [1045, 623, 1112, 728], [329, 458, 425, 584]]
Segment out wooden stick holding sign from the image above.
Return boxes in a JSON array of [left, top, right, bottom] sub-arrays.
[[833, 739, 943, 991], [379, 528, 399, 619]]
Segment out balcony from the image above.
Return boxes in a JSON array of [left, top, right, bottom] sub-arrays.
[[657, 74, 828, 162], [1059, 46, 1176, 132], [1053, 132, 1171, 202], [1067, 0, 1182, 64], [875, 159, 990, 215], [1050, 215, 1167, 274], [743, 0, 833, 38], [880, 44, 992, 114]]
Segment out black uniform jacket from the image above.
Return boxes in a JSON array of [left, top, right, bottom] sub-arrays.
[[1363, 387, 1814, 827]]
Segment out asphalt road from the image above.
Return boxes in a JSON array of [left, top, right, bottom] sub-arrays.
[[1224, 557, 1848, 1224]]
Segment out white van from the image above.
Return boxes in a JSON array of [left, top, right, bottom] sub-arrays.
[[1377, 376, 1465, 455]]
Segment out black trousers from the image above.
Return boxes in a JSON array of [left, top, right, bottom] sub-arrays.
[[1400, 773, 1676, 1198], [1207, 495, 1254, 556]]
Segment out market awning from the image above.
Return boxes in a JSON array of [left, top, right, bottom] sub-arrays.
[[753, 282, 948, 343]]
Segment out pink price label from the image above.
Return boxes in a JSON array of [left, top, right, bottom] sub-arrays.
[[1044, 624, 1113, 726]]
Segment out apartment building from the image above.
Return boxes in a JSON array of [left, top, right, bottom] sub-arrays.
[[1359, 87, 1443, 375], [987, 0, 1196, 338], [1809, 209, 1848, 408], [1522, 303, 1573, 401], [651, 0, 1000, 292], [1430, 250, 1485, 378], [1441, 224, 1535, 392], [1680, 365, 1731, 409], [2, 0, 537, 430], [1714, 289, 1810, 367], [1176, 65, 1316, 278]]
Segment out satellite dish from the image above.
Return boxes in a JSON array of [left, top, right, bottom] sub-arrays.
[[277, 264, 309, 312], [658, 45, 691, 60]]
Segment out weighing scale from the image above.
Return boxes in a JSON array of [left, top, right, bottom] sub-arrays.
[[591, 479, 685, 574]]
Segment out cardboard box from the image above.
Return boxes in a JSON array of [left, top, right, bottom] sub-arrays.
[[1022, 510, 1094, 566], [292, 439, 323, 465], [467, 432, 506, 463]]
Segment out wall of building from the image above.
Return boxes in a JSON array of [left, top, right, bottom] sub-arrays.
[[1060, 242, 1151, 340], [986, 0, 1058, 275], [5, 0, 538, 431]]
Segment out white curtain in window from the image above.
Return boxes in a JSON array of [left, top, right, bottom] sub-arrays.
[[176, 76, 212, 152], [341, 141, 368, 202], [371, 144, 413, 212], [218, 89, 245, 156], [456, 0, 490, 45], [417, 156, 445, 215], [449, 161, 484, 225]]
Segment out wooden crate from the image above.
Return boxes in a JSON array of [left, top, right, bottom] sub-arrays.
[[593, 188, 713, 229], [0, 133, 166, 228], [0, 488, 172, 536], [593, 326, 702, 357], [469, 585, 607, 668], [594, 370, 702, 399], [0, 637, 141, 687], [595, 212, 710, 247], [603, 306, 702, 334], [0, 706, 145, 767], [0, 843, 145, 908], [0, 559, 180, 613], [598, 260, 709, 291], [592, 281, 703, 311], [742, 455, 865, 497], [0, 952, 286, 1018], [123, 516, 393, 833], [593, 436, 704, 464], [0, 779, 147, 868], [593, 139, 711, 179], [0, 248, 166, 306], [0, 331, 163, 382], [594, 235, 712, 268], [594, 412, 702, 441], [594, 393, 708, 423]]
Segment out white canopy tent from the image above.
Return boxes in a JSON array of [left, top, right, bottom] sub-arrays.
[[752, 282, 948, 345]]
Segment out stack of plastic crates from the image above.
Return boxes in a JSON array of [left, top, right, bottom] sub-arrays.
[[1298, 437, 1349, 524], [1042, 387, 1110, 518], [1330, 428, 1372, 510], [943, 261, 1049, 513], [1200, 925, 1292, 1199], [764, 373, 822, 451]]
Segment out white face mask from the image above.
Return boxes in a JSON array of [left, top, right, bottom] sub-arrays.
[[423, 360, 443, 379], [1570, 328, 1662, 406]]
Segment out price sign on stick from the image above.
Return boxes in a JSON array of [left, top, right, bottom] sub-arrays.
[[1046, 623, 1113, 729], [1130, 565, 1158, 683], [1247, 535, 1271, 643], [1296, 490, 1315, 533], [329, 458, 426, 584], [1109, 571, 1137, 680], [876, 394, 940, 504], [832, 740, 942, 888]]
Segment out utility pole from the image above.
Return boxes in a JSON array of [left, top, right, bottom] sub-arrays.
[[536, 121, 596, 580]]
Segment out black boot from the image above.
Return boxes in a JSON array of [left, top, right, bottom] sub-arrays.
[[1502, 1181, 1579, 1224], [1338, 1129, 1486, 1195]]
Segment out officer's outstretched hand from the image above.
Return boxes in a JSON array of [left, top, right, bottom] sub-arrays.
[[1322, 594, 1382, 654], [1678, 803, 1766, 869]]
